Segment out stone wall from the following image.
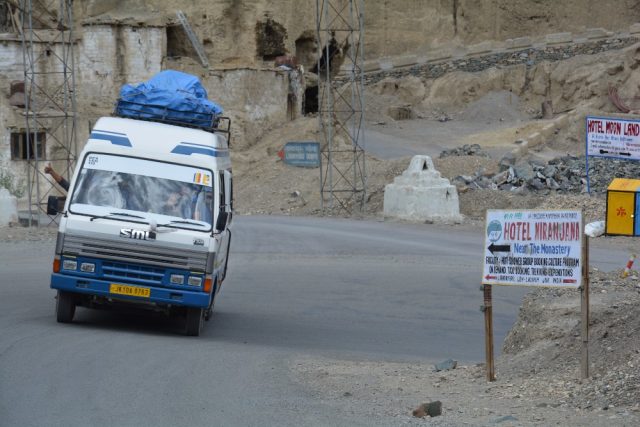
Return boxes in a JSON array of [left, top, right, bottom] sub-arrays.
[[0, 24, 165, 129], [0, 34, 74, 201], [0, 40, 22, 79], [78, 24, 165, 104], [0, 25, 167, 202], [358, 25, 640, 85], [206, 68, 290, 149]]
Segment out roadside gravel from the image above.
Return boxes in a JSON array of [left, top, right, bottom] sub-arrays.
[[291, 269, 640, 426], [0, 223, 57, 243]]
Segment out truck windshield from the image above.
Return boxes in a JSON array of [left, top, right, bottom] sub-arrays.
[[69, 153, 214, 230]]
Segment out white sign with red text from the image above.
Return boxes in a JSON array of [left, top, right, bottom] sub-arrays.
[[482, 210, 583, 288], [586, 116, 640, 161]]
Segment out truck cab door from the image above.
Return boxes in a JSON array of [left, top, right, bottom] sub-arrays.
[[224, 170, 233, 224], [216, 171, 232, 284]]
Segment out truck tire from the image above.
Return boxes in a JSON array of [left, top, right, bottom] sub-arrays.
[[56, 291, 76, 323], [185, 307, 204, 336]]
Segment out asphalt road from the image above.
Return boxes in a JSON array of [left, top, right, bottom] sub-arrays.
[[363, 119, 517, 160], [0, 216, 629, 426]]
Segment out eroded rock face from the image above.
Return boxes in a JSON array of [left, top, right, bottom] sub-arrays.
[[78, 1, 640, 66]]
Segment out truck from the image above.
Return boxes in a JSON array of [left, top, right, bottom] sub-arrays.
[[48, 80, 232, 336]]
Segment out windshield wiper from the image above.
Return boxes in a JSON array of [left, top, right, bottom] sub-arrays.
[[108, 211, 145, 219], [157, 219, 206, 228], [170, 219, 207, 227], [89, 211, 146, 222]]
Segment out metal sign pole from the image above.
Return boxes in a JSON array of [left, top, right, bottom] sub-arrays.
[[585, 116, 591, 194], [586, 153, 591, 194], [581, 234, 590, 379], [483, 284, 496, 382]]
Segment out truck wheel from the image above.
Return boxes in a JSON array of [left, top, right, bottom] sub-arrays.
[[185, 307, 204, 336], [56, 291, 76, 323]]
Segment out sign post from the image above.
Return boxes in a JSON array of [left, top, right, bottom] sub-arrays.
[[482, 284, 495, 381], [581, 234, 590, 379], [482, 209, 586, 381], [586, 116, 640, 192]]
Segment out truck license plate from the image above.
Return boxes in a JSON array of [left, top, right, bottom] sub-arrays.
[[109, 284, 151, 298]]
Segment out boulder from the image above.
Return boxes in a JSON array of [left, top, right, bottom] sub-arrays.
[[499, 152, 517, 171], [413, 401, 442, 418], [434, 358, 458, 372], [513, 161, 535, 181]]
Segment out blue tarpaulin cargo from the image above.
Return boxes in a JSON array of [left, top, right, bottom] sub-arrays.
[[115, 70, 223, 129]]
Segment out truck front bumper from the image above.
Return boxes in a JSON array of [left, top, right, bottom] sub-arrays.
[[51, 273, 211, 308]]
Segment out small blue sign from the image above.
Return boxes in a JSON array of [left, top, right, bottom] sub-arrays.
[[282, 142, 320, 168]]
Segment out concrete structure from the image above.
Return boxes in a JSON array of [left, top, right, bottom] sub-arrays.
[[78, 24, 165, 102], [383, 156, 462, 222], [545, 32, 573, 45], [0, 188, 18, 226]]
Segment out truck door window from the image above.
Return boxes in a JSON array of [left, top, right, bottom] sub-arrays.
[[219, 172, 226, 211], [225, 171, 233, 211]]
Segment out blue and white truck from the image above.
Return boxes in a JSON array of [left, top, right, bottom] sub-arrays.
[[49, 71, 232, 336]]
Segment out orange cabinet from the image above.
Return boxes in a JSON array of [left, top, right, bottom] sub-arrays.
[[606, 178, 640, 236]]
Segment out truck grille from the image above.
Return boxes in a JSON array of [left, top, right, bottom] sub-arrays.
[[102, 261, 165, 285], [62, 234, 208, 273]]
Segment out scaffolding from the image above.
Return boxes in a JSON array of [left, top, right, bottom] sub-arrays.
[[19, 0, 78, 226], [316, 0, 366, 214]]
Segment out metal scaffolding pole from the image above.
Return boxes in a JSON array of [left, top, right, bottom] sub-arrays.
[[20, 0, 78, 226], [316, 0, 366, 214]]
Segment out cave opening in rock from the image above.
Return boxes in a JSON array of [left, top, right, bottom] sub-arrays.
[[255, 18, 287, 61]]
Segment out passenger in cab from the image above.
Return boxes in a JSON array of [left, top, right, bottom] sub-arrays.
[[194, 189, 213, 224]]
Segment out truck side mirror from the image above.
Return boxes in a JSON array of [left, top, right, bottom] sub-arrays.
[[215, 210, 228, 232], [47, 196, 66, 215]]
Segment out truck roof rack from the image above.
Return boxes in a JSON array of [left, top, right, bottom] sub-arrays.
[[113, 100, 231, 145]]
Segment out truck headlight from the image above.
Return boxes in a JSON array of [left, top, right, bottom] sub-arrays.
[[187, 276, 202, 286], [80, 262, 95, 273], [170, 274, 185, 285], [63, 260, 77, 270]]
